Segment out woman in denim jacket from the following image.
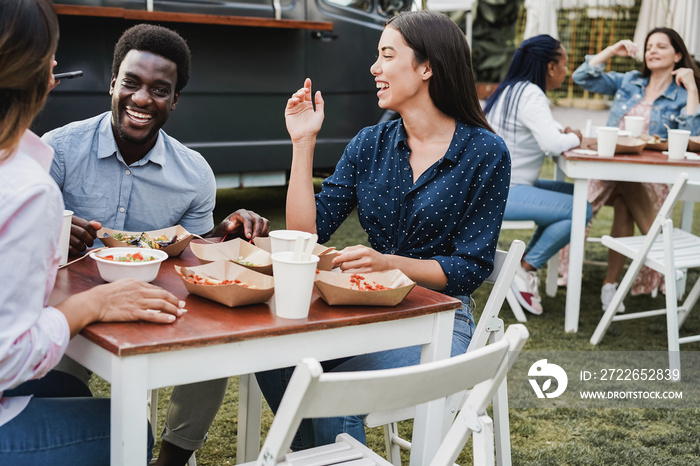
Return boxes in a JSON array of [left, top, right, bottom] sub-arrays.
[[566, 27, 700, 311]]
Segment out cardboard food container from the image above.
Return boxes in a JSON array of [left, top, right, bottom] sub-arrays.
[[254, 236, 338, 271], [175, 261, 274, 307], [613, 136, 646, 154], [642, 135, 668, 151], [688, 136, 700, 152], [189, 238, 273, 275], [97, 225, 193, 257], [313, 270, 415, 306]]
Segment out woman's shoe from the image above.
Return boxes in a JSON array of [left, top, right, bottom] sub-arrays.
[[512, 265, 543, 315], [601, 282, 625, 313]]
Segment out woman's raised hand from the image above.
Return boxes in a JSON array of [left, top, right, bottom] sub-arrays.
[[285, 78, 325, 143], [608, 39, 638, 58]]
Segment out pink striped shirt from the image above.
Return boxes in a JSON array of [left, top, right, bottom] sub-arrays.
[[0, 131, 70, 427]]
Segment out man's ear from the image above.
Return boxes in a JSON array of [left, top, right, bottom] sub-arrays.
[[109, 74, 116, 96], [171, 91, 180, 111]]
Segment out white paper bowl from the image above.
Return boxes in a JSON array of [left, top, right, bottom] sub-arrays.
[[90, 247, 168, 282]]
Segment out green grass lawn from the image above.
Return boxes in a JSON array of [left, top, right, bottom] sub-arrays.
[[92, 161, 700, 464]]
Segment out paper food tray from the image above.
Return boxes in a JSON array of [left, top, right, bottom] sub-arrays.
[[98, 225, 193, 257], [175, 261, 274, 307], [313, 270, 415, 306], [688, 136, 700, 152], [190, 238, 272, 275], [614, 136, 646, 154]]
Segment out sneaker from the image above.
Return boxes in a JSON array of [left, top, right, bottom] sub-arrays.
[[601, 282, 625, 313], [512, 265, 543, 315]]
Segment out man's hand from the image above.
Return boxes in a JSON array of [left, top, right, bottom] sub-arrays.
[[215, 209, 270, 240], [69, 216, 102, 256]]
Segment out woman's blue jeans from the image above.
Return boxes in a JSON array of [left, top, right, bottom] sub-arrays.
[[504, 179, 593, 270], [0, 370, 153, 465], [255, 297, 475, 449]]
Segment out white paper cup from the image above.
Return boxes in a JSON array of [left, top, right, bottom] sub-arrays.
[[269, 229, 313, 255], [596, 126, 619, 157], [667, 129, 691, 160], [59, 210, 73, 265], [623, 116, 644, 137], [271, 251, 319, 319]]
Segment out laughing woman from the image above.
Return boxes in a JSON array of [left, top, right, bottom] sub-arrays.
[[256, 10, 510, 449]]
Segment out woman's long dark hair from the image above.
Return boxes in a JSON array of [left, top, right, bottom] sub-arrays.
[[642, 27, 700, 91], [0, 0, 59, 155], [483, 34, 563, 137], [386, 11, 493, 132]]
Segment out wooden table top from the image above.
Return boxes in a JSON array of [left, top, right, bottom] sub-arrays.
[[50, 243, 461, 357], [563, 137, 700, 167]]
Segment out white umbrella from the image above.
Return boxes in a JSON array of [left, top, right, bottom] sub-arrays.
[[633, 0, 700, 60], [523, 0, 560, 40]]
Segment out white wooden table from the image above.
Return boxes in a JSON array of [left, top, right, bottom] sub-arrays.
[[557, 144, 700, 332], [50, 247, 459, 466]]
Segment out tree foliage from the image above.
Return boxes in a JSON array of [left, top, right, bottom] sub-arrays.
[[472, 0, 524, 83]]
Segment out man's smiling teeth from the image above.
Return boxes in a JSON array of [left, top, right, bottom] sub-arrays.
[[376, 82, 389, 89], [126, 108, 152, 122]]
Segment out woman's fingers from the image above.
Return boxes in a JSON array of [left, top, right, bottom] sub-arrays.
[[94, 279, 184, 323]]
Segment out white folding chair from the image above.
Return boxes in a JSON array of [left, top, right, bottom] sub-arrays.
[[500, 163, 566, 322], [590, 173, 700, 377], [248, 324, 528, 466], [364, 240, 526, 466]]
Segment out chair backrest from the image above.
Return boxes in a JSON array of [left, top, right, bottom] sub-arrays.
[[656, 173, 690, 220], [633, 173, 691, 250], [468, 240, 526, 352], [256, 324, 529, 466], [362, 240, 526, 430]]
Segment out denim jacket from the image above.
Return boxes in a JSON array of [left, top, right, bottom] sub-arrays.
[[572, 56, 700, 137]]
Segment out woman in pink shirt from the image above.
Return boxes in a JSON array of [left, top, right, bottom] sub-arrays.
[[0, 1, 185, 463]]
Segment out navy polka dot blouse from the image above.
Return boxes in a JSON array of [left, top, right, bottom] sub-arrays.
[[315, 118, 511, 297]]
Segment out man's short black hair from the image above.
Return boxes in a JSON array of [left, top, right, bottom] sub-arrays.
[[112, 24, 191, 93]]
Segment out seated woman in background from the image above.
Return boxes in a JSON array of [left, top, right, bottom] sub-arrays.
[[256, 10, 510, 449], [483, 34, 591, 315], [0, 1, 185, 464], [562, 27, 700, 311]]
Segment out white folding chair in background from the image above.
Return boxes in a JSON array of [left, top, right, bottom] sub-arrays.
[[248, 324, 528, 466], [590, 173, 700, 378], [364, 239, 526, 466], [501, 163, 565, 322]]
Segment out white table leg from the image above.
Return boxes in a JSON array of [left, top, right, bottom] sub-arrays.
[[237, 373, 263, 463], [565, 178, 588, 333], [110, 355, 149, 466], [410, 310, 455, 466]]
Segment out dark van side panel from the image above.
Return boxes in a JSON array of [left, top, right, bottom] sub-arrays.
[[37, 0, 407, 186]]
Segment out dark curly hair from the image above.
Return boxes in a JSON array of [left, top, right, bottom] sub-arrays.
[[112, 24, 191, 93]]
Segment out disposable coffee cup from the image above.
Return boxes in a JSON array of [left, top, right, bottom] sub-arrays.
[[667, 129, 691, 160], [596, 126, 619, 157], [59, 210, 73, 265], [269, 230, 313, 255], [623, 116, 644, 137], [271, 251, 319, 319]]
